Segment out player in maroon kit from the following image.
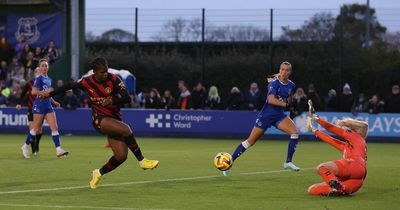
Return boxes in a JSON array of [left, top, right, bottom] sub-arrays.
[[41, 57, 159, 189]]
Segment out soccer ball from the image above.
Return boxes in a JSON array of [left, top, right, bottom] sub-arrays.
[[214, 152, 233, 171]]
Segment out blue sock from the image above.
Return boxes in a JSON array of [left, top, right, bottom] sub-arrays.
[[232, 140, 251, 161], [25, 134, 33, 145], [286, 136, 299, 163], [52, 131, 61, 148], [25, 130, 36, 145]]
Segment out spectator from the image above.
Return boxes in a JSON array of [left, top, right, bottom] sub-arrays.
[[290, 87, 308, 119], [324, 89, 338, 112], [367, 94, 385, 114], [161, 89, 176, 110], [52, 80, 65, 103], [0, 60, 8, 82], [205, 85, 222, 110], [7, 81, 23, 106], [243, 82, 263, 111], [23, 51, 38, 80], [338, 83, 354, 112], [0, 36, 12, 63], [191, 82, 207, 110], [351, 93, 368, 114], [14, 35, 27, 60], [144, 88, 162, 109], [20, 43, 31, 63], [43, 41, 60, 63], [33, 47, 44, 62], [62, 90, 80, 110], [307, 83, 322, 111], [0, 80, 10, 106], [177, 80, 191, 110], [137, 88, 149, 108], [125, 93, 140, 109], [8, 56, 24, 83], [226, 86, 243, 110], [385, 84, 400, 113]]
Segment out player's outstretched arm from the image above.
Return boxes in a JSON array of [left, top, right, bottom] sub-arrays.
[[48, 82, 83, 98], [315, 130, 345, 152], [315, 117, 346, 138], [308, 99, 346, 137], [307, 118, 345, 151]]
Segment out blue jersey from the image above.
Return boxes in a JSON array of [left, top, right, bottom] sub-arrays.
[[259, 77, 295, 116], [32, 75, 53, 113]]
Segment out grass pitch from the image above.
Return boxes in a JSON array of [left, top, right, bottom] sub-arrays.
[[0, 134, 399, 210]]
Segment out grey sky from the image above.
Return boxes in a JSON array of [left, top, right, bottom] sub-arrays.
[[85, 0, 400, 41], [86, 0, 398, 9]]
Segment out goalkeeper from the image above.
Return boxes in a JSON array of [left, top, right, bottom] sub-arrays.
[[307, 100, 368, 196]]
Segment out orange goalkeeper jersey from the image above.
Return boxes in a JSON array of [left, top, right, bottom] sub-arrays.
[[314, 118, 367, 165]]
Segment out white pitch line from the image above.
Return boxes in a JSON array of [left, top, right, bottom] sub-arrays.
[[0, 203, 173, 210], [0, 167, 313, 195]]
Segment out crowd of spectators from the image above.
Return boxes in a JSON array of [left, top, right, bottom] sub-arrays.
[[0, 35, 61, 107], [0, 36, 398, 114], [130, 81, 400, 115]]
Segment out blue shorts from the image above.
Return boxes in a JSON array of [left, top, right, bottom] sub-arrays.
[[32, 103, 54, 115], [254, 112, 287, 130]]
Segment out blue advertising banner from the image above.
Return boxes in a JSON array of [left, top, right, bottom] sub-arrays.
[[0, 107, 399, 140], [6, 13, 63, 48]]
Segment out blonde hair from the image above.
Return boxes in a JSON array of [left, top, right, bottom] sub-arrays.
[[267, 61, 292, 83], [339, 118, 369, 138], [280, 61, 292, 70]]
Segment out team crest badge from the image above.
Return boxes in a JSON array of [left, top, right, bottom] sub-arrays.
[[105, 87, 112, 94], [15, 17, 40, 44]]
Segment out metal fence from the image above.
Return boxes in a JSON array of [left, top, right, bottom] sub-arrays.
[[85, 8, 400, 42]]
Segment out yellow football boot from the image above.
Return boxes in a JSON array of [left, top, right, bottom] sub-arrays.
[[139, 158, 159, 170], [89, 169, 102, 189]]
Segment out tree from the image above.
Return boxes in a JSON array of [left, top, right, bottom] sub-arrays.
[[85, 31, 99, 42], [99, 28, 136, 42], [206, 25, 269, 42], [334, 4, 386, 47], [153, 18, 269, 42], [382, 32, 400, 51], [152, 18, 187, 42], [280, 12, 336, 42]]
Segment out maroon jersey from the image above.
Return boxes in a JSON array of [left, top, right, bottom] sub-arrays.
[[50, 72, 130, 121], [20, 80, 35, 109], [80, 73, 127, 120]]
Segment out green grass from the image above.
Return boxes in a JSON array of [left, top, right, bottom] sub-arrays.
[[0, 134, 399, 210]]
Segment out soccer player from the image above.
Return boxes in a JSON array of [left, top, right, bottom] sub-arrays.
[[227, 61, 300, 175], [41, 57, 159, 189], [17, 68, 44, 157], [307, 100, 368, 196], [21, 59, 68, 159]]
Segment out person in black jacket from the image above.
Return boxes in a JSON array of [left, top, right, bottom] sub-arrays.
[[385, 84, 400, 113]]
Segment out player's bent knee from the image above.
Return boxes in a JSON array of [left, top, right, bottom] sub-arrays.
[[307, 184, 318, 195], [315, 163, 327, 173], [314, 166, 320, 174]]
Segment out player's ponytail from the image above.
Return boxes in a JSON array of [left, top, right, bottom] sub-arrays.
[[266, 73, 279, 83]]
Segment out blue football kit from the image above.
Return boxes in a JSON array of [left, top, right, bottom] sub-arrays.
[[32, 75, 54, 114], [255, 77, 296, 130]]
